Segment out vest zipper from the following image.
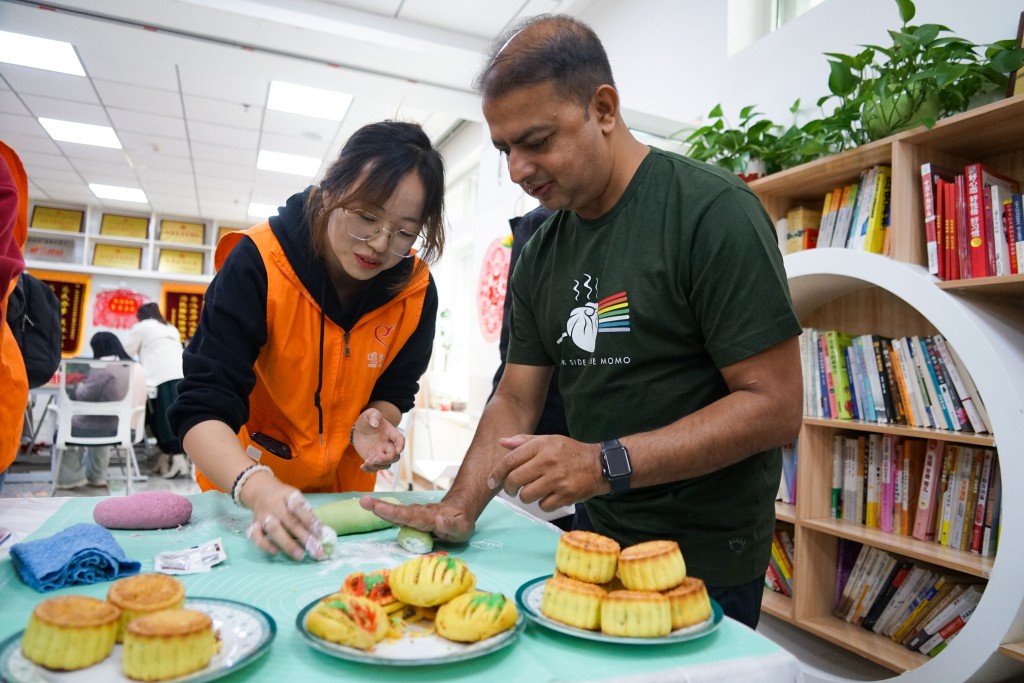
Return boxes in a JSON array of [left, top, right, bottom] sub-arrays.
[[344, 331, 350, 357]]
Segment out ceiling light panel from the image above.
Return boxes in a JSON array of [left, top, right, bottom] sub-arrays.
[[267, 81, 352, 121], [89, 183, 148, 203], [248, 202, 280, 219], [39, 117, 122, 148], [256, 150, 322, 177], [0, 30, 85, 76]]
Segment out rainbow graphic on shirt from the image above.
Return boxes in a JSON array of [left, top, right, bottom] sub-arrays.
[[597, 291, 630, 333]]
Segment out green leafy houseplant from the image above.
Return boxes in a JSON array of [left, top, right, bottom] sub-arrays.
[[819, 0, 1024, 148], [679, 101, 830, 176], [680, 0, 1024, 174]]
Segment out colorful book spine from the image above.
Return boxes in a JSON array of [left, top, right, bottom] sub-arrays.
[[970, 449, 994, 554], [911, 440, 942, 541]]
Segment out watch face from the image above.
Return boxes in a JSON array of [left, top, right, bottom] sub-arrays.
[[603, 446, 631, 478]]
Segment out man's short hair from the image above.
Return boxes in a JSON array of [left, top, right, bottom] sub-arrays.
[[475, 14, 615, 116]]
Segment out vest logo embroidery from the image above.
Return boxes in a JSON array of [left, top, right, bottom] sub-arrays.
[[368, 324, 394, 368], [556, 273, 630, 352]]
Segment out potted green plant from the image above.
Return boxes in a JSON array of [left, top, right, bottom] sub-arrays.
[[678, 101, 830, 177], [819, 0, 1024, 148]]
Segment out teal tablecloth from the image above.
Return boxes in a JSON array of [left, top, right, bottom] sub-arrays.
[[0, 491, 797, 682]]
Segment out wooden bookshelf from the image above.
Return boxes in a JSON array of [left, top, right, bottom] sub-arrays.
[[751, 96, 1024, 681]]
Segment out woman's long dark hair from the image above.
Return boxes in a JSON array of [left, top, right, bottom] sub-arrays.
[[90, 331, 132, 360], [307, 120, 446, 290], [136, 302, 170, 325]]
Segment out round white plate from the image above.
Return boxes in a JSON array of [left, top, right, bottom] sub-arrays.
[[0, 597, 275, 683], [296, 593, 524, 666], [515, 574, 723, 645]]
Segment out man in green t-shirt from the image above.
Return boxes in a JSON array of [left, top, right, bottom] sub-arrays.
[[363, 14, 803, 628]]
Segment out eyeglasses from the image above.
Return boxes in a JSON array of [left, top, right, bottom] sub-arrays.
[[343, 208, 426, 258]]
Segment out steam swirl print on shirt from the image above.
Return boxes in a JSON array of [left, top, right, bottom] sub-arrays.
[[556, 274, 630, 352]]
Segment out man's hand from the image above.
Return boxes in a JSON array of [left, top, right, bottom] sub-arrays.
[[351, 407, 404, 472], [487, 434, 607, 511], [358, 495, 476, 544]]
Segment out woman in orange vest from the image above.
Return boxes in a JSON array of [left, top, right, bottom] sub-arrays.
[[169, 121, 446, 560]]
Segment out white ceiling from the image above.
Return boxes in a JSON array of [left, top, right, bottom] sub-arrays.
[[0, 0, 594, 225]]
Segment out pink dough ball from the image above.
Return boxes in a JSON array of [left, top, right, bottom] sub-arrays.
[[93, 491, 193, 530]]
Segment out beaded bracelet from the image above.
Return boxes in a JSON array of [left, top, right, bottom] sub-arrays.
[[231, 464, 273, 508]]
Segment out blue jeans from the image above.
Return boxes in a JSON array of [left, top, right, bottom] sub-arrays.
[[0, 468, 7, 496], [57, 446, 111, 485]]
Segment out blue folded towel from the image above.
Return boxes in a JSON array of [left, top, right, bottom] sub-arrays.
[[10, 522, 141, 592]]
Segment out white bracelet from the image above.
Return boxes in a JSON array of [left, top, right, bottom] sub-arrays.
[[232, 464, 273, 508]]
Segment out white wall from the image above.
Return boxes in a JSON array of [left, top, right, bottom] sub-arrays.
[[438, 0, 1024, 416]]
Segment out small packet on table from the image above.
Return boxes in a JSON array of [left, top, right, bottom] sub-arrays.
[[155, 538, 227, 574]]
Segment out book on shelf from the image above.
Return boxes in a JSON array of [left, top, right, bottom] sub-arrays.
[[818, 186, 845, 248], [848, 166, 879, 250], [865, 433, 882, 528], [1003, 195, 1019, 274], [947, 446, 975, 550], [988, 185, 1013, 276], [899, 582, 971, 647], [944, 340, 992, 434], [932, 335, 985, 433], [891, 436, 905, 535], [834, 538, 863, 611], [765, 559, 787, 596], [921, 163, 958, 276], [825, 331, 855, 420], [887, 339, 920, 427], [863, 166, 892, 254], [785, 206, 822, 253], [916, 585, 984, 656], [911, 439, 943, 541], [831, 182, 860, 248], [960, 449, 984, 552], [935, 444, 959, 547], [981, 457, 1001, 557], [831, 434, 843, 519], [963, 162, 1019, 278], [970, 449, 995, 554], [769, 535, 793, 596], [779, 439, 797, 505], [874, 565, 933, 636], [890, 574, 960, 643], [922, 336, 962, 431], [817, 334, 837, 418], [850, 549, 897, 626], [835, 542, 873, 618], [878, 434, 896, 534], [906, 584, 984, 652], [854, 334, 885, 423], [871, 335, 900, 424], [843, 345, 863, 420], [909, 336, 948, 431], [861, 558, 913, 631], [901, 439, 926, 537], [955, 173, 971, 277], [1012, 193, 1024, 274]]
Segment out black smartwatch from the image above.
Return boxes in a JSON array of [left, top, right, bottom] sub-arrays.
[[600, 439, 632, 495]]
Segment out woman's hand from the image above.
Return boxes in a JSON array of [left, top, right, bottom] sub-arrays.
[[351, 407, 404, 472], [241, 471, 325, 561]]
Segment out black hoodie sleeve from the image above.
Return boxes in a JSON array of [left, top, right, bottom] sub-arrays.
[[168, 236, 268, 442], [367, 273, 437, 413]]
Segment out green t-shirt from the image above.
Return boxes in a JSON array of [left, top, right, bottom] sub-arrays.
[[508, 148, 802, 586]]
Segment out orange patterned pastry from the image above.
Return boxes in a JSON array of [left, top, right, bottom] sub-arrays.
[[341, 569, 405, 614], [107, 573, 186, 642], [121, 608, 221, 681], [21, 595, 120, 670], [600, 590, 672, 638], [540, 573, 606, 630], [435, 591, 519, 642], [554, 531, 620, 584], [617, 540, 686, 591], [305, 593, 390, 651], [664, 576, 712, 629], [389, 554, 476, 607]]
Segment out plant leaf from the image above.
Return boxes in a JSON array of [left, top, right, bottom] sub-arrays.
[[895, 0, 915, 25]]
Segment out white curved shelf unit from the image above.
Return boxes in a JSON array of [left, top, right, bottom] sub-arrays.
[[785, 249, 1024, 683]]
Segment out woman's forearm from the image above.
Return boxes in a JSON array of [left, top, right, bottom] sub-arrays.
[[182, 419, 258, 493]]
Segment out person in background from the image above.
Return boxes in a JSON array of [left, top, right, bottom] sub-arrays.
[[362, 15, 803, 629], [57, 332, 147, 489], [169, 121, 446, 562], [125, 302, 188, 479], [489, 204, 588, 532], [0, 142, 28, 496]]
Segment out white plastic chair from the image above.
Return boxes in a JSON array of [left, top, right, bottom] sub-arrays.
[[46, 359, 147, 496]]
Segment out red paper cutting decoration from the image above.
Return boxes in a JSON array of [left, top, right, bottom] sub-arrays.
[[93, 289, 148, 329], [477, 238, 511, 343]]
